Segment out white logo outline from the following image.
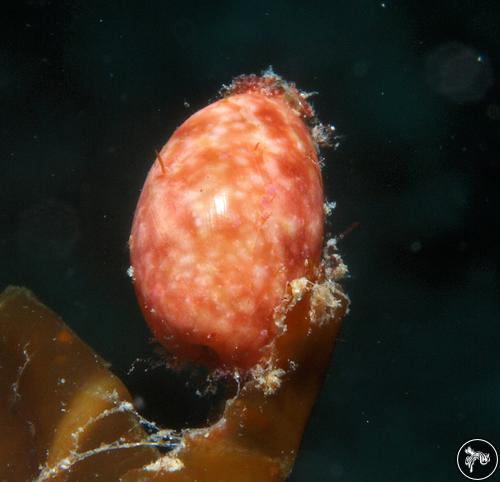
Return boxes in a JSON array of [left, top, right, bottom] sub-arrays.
[[457, 439, 498, 480]]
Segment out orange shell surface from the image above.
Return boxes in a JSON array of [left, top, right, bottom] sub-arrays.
[[130, 90, 324, 368]]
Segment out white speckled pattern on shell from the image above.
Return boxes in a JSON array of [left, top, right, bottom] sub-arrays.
[[130, 92, 324, 367]]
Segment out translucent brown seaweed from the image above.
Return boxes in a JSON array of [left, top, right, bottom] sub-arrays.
[[0, 256, 347, 481]]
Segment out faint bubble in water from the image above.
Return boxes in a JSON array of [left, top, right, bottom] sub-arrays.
[[133, 395, 146, 410], [486, 103, 500, 120], [353, 60, 369, 78], [410, 241, 422, 253], [425, 42, 493, 103], [329, 461, 344, 478]]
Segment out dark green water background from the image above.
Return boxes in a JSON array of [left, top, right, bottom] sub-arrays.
[[1, 1, 499, 480]]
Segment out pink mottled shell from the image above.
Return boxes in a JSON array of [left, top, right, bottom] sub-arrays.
[[130, 90, 324, 369]]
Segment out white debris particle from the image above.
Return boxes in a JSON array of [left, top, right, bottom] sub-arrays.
[[143, 456, 184, 472], [330, 257, 349, 281], [250, 364, 286, 396], [289, 277, 310, 300], [311, 123, 336, 148], [127, 265, 135, 280], [324, 200, 337, 216], [58, 458, 71, 470], [309, 279, 347, 326], [323, 239, 349, 281]]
